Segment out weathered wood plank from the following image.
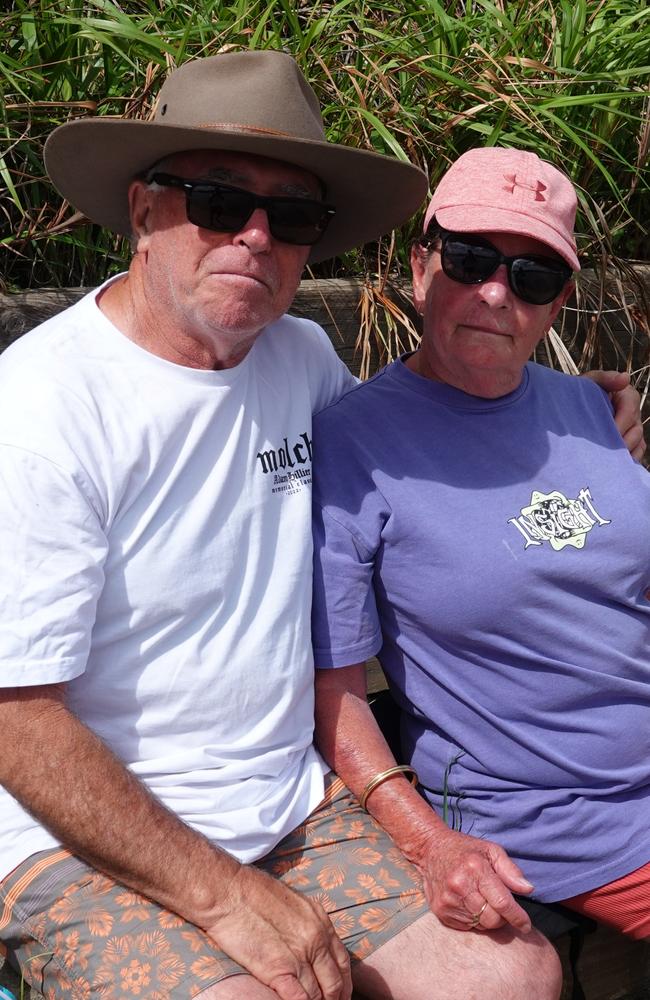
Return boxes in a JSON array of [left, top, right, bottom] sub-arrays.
[[2, 270, 649, 379]]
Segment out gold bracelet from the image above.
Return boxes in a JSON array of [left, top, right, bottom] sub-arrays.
[[359, 765, 419, 810]]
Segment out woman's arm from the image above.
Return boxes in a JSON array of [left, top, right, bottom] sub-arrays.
[[314, 663, 534, 934]]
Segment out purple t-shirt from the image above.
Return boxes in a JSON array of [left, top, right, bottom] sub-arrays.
[[312, 359, 650, 902]]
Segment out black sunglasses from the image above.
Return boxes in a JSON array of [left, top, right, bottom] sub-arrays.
[[422, 227, 572, 305], [148, 172, 335, 246]]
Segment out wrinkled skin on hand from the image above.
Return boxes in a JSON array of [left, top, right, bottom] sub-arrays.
[[207, 864, 352, 1000], [583, 370, 646, 462], [417, 827, 534, 934]]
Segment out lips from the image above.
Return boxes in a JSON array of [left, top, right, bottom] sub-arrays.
[[461, 323, 511, 337], [210, 270, 274, 292]]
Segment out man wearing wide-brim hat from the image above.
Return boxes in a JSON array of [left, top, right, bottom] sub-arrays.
[[0, 49, 632, 1000]]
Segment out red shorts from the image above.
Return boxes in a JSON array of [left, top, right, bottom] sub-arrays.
[[561, 860, 650, 939]]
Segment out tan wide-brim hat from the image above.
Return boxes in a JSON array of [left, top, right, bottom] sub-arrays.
[[44, 50, 428, 263]]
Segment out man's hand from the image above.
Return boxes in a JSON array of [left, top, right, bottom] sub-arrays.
[[418, 827, 533, 934], [207, 864, 351, 1000], [583, 369, 646, 462]]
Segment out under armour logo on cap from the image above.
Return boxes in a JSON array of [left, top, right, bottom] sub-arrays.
[[503, 172, 547, 201]]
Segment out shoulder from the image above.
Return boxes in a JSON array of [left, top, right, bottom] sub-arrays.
[[0, 290, 118, 476], [260, 313, 338, 360], [313, 364, 392, 429], [528, 362, 613, 411], [529, 362, 604, 394], [255, 313, 356, 410], [0, 294, 94, 411], [1, 289, 95, 366]]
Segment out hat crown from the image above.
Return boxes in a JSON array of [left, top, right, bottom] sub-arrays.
[[153, 51, 326, 143], [432, 148, 576, 218], [424, 147, 579, 271], [43, 49, 427, 262]]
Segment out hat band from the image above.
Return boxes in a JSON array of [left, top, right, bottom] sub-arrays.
[[193, 122, 310, 139]]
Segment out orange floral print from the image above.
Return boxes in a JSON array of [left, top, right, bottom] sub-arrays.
[[310, 891, 335, 913], [134, 930, 171, 958], [157, 909, 184, 930], [270, 855, 313, 878], [49, 890, 114, 938], [377, 868, 401, 890], [68, 975, 93, 1000], [352, 936, 374, 961], [54, 928, 94, 971], [351, 847, 383, 867], [356, 873, 388, 900], [115, 890, 152, 924], [329, 910, 355, 938], [359, 906, 392, 934], [317, 864, 346, 890], [190, 954, 229, 981], [119, 958, 151, 995], [180, 929, 210, 954], [157, 954, 187, 989]]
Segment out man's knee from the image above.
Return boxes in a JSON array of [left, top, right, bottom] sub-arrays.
[[446, 926, 562, 1000], [493, 927, 562, 1000], [354, 913, 562, 1000]]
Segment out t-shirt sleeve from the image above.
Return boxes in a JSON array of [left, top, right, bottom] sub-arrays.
[[311, 501, 383, 667], [305, 321, 357, 414], [0, 444, 108, 685], [311, 397, 390, 668]]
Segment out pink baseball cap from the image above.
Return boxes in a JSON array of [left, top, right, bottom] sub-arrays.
[[424, 147, 580, 271]]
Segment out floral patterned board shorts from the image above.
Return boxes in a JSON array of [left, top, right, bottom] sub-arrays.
[[0, 775, 427, 999]]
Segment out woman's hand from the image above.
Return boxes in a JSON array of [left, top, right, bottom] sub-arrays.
[[416, 826, 534, 933]]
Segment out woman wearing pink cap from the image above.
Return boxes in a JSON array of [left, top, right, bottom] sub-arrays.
[[311, 147, 650, 953]]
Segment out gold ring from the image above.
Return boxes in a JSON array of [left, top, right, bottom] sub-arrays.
[[469, 900, 488, 928]]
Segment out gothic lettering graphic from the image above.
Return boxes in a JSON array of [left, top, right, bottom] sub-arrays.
[[256, 431, 313, 496], [508, 487, 610, 550]]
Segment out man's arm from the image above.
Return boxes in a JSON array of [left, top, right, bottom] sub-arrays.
[[0, 683, 351, 1000], [314, 664, 533, 935], [583, 370, 646, 461]]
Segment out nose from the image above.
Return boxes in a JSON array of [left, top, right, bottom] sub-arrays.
[[234, 206, 273, 254], [477, 264, 512, 308]]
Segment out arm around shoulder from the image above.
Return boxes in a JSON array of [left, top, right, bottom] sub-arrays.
[[582, 369, 646, 461]]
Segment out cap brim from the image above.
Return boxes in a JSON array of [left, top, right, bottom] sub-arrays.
[[44, 119, 428, 263], [433, 204, 580, 271]]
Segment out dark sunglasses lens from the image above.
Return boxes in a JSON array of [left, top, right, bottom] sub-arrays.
[[510, 259, 568, 305], [186, 187, 254, 232], [185, 187, 329, 245], [267, 200, 331, 245], [442, 239, 499, 284]]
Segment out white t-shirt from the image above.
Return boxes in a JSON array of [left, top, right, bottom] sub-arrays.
[[0, 278, 355, 879]]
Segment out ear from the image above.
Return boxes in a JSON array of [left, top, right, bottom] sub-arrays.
[[128, 179, 156, 252], [410, 243, 430, 315]]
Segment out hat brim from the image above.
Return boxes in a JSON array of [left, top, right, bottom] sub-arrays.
[[44, 119, 428, 264], [433, 205, 580, 272]]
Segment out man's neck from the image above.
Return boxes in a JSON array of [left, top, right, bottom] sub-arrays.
[[96, 265, 258, 371]]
